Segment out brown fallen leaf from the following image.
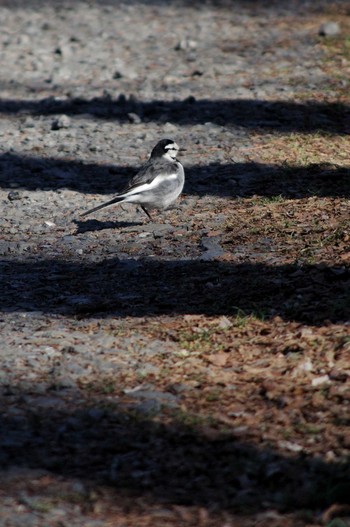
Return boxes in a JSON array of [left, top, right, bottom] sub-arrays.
[[207, 351, 229, 367]]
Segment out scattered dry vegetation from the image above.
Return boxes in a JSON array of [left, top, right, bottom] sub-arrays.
[[1, 2, 350, 527]]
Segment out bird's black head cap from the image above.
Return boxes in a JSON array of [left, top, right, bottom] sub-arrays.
[[151, 139, 178, 159]]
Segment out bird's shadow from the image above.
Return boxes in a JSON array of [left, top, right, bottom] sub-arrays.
[[73, 218, 143, 234]]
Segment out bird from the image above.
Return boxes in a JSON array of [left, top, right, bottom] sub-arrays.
[[80, 139, 185, 221]]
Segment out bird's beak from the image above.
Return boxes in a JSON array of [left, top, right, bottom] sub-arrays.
[[179, 148, 187, 152]]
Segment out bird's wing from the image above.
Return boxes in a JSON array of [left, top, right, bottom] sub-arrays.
[[120, 160, 178, 195]]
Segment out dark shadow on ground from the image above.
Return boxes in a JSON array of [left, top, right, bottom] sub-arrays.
[[0, 97, 349, 134], [1, 258, 349, 324], [73, 218, 143, 234], [0, 395, 349, 514], [0, 152, 349, 198]]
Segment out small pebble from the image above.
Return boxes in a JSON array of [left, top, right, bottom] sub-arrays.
[[51, 114, 71, 130], [128, 112, 142, 124], [175, 39, 197, 51], [312, 374, 331, 386], [319, 21, 340, 36], [8, 191, 21, 201]]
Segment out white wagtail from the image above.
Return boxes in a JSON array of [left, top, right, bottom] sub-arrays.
[[80, 139, 185, 221]]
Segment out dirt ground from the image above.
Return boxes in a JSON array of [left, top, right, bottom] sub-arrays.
[[0, 1, 350, 526]]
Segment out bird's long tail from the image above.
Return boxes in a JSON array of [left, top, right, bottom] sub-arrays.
[[80, 195, 124, 217]]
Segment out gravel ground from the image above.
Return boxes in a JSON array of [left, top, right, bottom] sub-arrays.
[[0, 1, 349, 526]]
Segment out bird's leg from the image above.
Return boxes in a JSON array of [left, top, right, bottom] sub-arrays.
[[140, 206, 153, 221]]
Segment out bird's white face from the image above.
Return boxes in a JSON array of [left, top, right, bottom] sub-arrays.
[[163, 142, 179, 161]]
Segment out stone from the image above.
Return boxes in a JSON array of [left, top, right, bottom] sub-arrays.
[[51, 114, 71, 130], [127, 112, 142, 124], [319, 22, 340, 36], [8, 191, 21, 201]]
